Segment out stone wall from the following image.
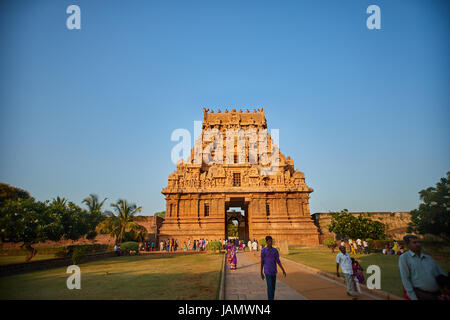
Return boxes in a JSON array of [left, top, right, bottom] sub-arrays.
[[312, 211, 412, 241]]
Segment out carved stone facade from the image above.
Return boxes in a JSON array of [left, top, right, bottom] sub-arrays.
[[159, 108, 319, 245]]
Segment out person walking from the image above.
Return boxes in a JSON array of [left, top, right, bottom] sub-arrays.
[[248, 240, 252, 252], [336, 245, 358, 299], [330, 241, 336, 253], [399, 235, 445, 300], [230, 244, 238, 270], [349, 241, 357, 255], [363, 240, 369, 254], [393, 241, 399, 255], [260, 236, 287, 300], [252, 239, 258, 256], [356, 238, 362, 254]]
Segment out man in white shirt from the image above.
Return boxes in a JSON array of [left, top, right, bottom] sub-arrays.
[[356, 238, 362, 254], [252, 240, 258, 256], [336, 245, 357, 299], [248, 240, 252, 252], [363, 240, 368, 254]]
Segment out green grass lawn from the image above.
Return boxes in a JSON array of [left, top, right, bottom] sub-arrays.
[[0, 254, 56, 266], [0, 253, 223, 300], [283, 247, 450, 298]]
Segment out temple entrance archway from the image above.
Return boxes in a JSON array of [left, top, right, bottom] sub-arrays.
[[225, 198, 249, 241]]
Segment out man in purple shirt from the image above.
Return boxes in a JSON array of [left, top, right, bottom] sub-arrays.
[[260, 236, 287, 300]]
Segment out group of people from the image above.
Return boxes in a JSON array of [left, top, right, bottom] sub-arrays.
[[336, 246, 366, 299], [139, 241, 156, 252], [187, 238, 209, 251], [158, 238, 179, 252], [336, 234, 449, 300], [332, 238, 369, 254], [158, 238, 210, 252], [382, 241, 405, 255], [138, 238, 261, 253], [219, 238, 259, 254]]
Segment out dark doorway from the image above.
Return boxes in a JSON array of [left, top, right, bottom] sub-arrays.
[[225, 197, 249, 241]]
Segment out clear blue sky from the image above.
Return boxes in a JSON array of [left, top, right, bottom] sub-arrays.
[[1, 0, 449, 215]]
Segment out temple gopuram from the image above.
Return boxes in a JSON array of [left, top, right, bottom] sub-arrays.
[[159, 108, 319, 245]]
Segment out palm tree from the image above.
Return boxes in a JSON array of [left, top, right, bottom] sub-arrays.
[[82, 194, 107, 214], [52, 196, 67, 207], [96, 199, 147, 243]]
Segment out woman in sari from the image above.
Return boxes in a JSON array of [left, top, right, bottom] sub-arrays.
[[227, 243, 232, 263], [230, 244, 237, 270]]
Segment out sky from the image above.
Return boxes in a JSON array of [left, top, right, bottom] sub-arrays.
[[0, 0, 449, 215]]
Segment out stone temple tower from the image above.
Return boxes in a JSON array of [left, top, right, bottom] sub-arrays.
[[159, 108, 319, 245]]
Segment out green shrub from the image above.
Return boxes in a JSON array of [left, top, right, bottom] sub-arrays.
[[72, 246, 86, 264], [67, 244, 110, 263], [120, 241, 139, 253], [206, 241, 221, 251], [323, 238, 335, 246]]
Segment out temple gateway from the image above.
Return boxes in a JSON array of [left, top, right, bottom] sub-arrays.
[[159, 108, 319, 245]]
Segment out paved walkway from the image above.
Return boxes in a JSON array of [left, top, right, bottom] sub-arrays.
[[225, 251, 307, 300], [225, 251, 380, 300]]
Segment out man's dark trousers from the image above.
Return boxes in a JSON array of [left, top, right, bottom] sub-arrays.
[[265, 274, 276, 300]]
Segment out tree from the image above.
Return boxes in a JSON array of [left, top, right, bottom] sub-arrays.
[[328, 209, 386, 240], [154, 211, 166, 218], [83, 194, 107, 214], [227, 221, 239, 238], [82, 194, 107, 239], [0, 197, 100, 262], [96, 199, 147, 243], [408, 172, 450, 241], [0, 183, 31, 206]]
